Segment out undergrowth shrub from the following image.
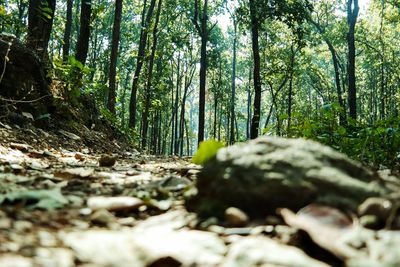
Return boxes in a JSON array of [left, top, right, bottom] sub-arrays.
[[284, 104, 400, 168]]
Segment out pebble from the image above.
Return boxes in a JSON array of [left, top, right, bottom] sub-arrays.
[[99, 155, 117, 167], [225, 207, 249, 227], [358, 197, 392, 220], [90, 209, 116, 225]]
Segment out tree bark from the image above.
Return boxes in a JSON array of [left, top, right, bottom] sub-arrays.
[[107, 0, 123, 114], [62, 0, 73, 62], [26, 0, 56, 63], [15, 0, 28, 39], [141, 0, 162, 149], [75, 0, 91, 65], [309, 18, 346, 125], [249, 0, 262, 139], [193, 0, 210, 147], [128, 0, 157, 129], [347, 0, 359, 120], [230, 19, 237, 145]]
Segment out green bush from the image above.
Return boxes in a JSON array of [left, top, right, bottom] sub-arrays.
[[286, 104, 399, 168]]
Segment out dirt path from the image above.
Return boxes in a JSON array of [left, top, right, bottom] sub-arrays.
[[1, 122, 400, 267]]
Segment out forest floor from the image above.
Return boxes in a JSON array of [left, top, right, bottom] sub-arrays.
[[0, 119, 399, 267]]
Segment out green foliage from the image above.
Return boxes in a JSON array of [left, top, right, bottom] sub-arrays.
[[192, 140, 225, 165], [99, 106, 140, 145], [0, 189, 68, 210], [53, 56, 92, 104], [287, 105, 400, 168]]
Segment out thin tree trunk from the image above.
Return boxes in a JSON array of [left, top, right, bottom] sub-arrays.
[[213, 95, 218, 139], [347, 0, 359, 120], [193, 0, 209, 146], [107, 0, 123, 114], [16, 0, 28, 39], [173, 54, 181, 155], [287, 45, 297, 133], [379, 0, 385, 119], [62, 0, 73, 62], [249, 0, 262, 139], [128, 0, 156, 128], [179, 65, 195, 156], [75, 0, 91, 65], [141, 0, 162, 149], [247, 68, 252, 139], [230, 19, 237, 144], [309, 18, 346, 125]]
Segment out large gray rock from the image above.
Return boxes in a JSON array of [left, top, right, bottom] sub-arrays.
[[187, 137, 389, 218]]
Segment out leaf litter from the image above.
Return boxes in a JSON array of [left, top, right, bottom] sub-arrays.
[[0, 123, 400, 267]]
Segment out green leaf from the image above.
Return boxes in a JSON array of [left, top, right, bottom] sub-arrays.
[[337, 126, 347, 135], [0, 6, 6, 16], [0, 189, 68, 210], [192, 140, 225, 165]]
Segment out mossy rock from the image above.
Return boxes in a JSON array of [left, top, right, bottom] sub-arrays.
[[186, 136, 390, 219]]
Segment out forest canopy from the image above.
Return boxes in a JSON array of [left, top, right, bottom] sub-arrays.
[[1, 0, 399, 167]]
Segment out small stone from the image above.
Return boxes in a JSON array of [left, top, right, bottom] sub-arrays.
[[28, 150, 45, 158], [21, 112, 34, 121], [38, 231, 58, 247], [118, 217, 136, 226], [14, 220, 33, 233], [0, 254, 33, 267], [54, 167, 95, 179], [75, 153, 85, 161], [10, 143, 32, 151], [90, 209, 116, 225], [0, 218, 12, 229], [87, 196, 144, 212], [58, 130, 81, 141], [359, 215, 382, 229], [99, 155, 117, 167], [358, 197, 392, 220], [225, 207, 249, 227], [265, 215, 282, 225], [10, 164, 24, 172]]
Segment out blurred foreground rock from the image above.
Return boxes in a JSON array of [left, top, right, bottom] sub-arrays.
[[187, 136, 390, 218]]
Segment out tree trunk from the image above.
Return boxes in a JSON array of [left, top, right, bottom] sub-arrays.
[[249, 0, 262, 139], [120, 69, 131, 127], [26, 0, 56, 63], [62, 0, 73, 62], [213, 95, 218, 139], [16, 0, 28, 39], [230, 19, 237, 145], [192, 0, 210, 147], [247, 69, 252, 139], [141, 0, 162, 149], [173, 55, 181, 155], [347, 0, 359, 120], [75, 0, 91, 65], [287, 51, 294, 133], [379, 1, 385, 119], [128, 0, 156, 129], [309, 18, 346, 125], [107, 0, 123, 114], [198, 0, 208, 146]]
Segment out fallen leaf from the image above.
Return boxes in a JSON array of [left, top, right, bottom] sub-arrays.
[[222, 236, 330, 267], [87, 196, 144, 211], [54, 167, 95, 179], [10, 143, 32, 151], [0, 189, 69, 210], [58, 130, 81, 141]]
